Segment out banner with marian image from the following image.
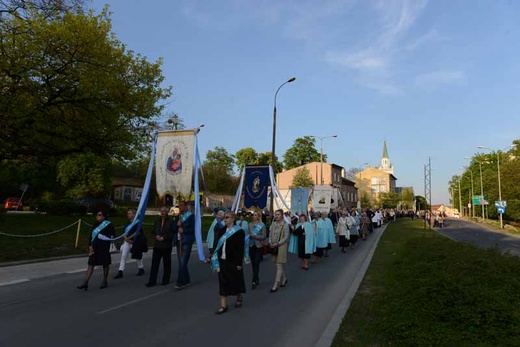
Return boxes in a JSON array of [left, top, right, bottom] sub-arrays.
[[244, 165, 270, 209]]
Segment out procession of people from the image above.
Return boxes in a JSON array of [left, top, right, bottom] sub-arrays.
[[77, 202, 393, 315]]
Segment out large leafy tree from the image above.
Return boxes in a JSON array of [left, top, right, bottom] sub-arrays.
[[283, 136, 324, 170], [291, 166, 314, 187], [0, 2, 171, 199], [258, 151, 283, 173], [235, 147, 258, 171], [0, 3, 171, 161], [202, 147, 235, 194]]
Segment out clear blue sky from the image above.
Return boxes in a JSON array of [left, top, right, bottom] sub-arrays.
[[91, 0, 520, 205]]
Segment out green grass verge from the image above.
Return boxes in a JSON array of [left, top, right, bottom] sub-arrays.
[[332, 219, 520, 346], [0, 214, 215, 263]]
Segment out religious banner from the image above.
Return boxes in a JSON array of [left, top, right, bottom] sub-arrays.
[[155, 130, 196, 199], [244, 165, 270, 209], [331, 187, 339, 210], [291, 187, 311, 215], [312, 185, 333, 214]]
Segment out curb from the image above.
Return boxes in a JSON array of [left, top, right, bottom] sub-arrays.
[[0, 243, 207, 268], [0, 254, 86, 268], [315, 223, 388, 347]]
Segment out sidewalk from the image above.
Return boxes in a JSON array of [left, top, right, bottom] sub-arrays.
[[0, 245, 197, 287]]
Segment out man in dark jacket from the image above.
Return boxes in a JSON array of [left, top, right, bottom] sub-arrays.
[[173, 200, 195, 290], [146, 206, 175, 287]]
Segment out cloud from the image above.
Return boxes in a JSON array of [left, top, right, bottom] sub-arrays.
[[405, 28, 447, 51], [415, 70, 465, 85], [324, 51, 386, 70], [323, 0, 429, 94]]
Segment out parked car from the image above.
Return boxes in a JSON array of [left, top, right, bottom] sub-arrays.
[[4, 197, 23, 210]]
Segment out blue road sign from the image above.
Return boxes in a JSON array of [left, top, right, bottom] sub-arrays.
[[497, 206, 506, 214]]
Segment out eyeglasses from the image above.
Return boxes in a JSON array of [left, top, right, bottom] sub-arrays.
[[224, 216, 232, 219], [96, 213, 103, 217]]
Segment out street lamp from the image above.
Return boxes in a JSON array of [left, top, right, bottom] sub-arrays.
[[477, 144, 517, 228], [310, 135, 338, 184], [465, 157, 485, 219], [461, 165, 474, 218], [270, 77, 296, 215]]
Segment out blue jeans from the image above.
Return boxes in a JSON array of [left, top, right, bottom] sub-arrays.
[[176, 239, 193, 286]]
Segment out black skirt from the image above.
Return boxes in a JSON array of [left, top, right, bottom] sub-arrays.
[[88, 252, 111, 266], [218, 259, 246, 296], [339, 235, 349, 247], [350, 235, 359, 244]]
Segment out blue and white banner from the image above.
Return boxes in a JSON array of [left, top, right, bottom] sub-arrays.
[[291, 187, 311, 215], [155, 130, 196, 199], [244, 165, 270, 209]]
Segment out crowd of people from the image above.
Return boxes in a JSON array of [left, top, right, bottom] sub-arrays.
[[76, 203, 394, 314]]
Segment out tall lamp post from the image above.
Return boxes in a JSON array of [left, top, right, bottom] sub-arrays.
[[270, 77, 296, 216], [465, 157, 485, 219], [478, 144, 516, 228], [457, 177, 462, 217], [310, 135, 338, 184], [461, 165, 475, 218]]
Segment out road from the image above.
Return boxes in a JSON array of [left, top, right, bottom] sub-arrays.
[[0, 226, 386, 347], [436, 218, 520, 256]]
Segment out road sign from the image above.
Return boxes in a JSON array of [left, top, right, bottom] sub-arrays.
[[472, 195, 484, 205], [495, 200, 507, 208], [497, 206, 506, 214]]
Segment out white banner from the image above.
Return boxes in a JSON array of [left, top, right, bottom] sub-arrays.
[[312, 185, 333, 214], [331, 187, 339, 210], [155, 130, 196, 198]]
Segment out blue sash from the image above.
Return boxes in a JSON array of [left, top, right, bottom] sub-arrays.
[[210, 225, 241, 272], [181, 211, 192, 223], [91, 220, 111, 243], [249, 222, 265, 246]]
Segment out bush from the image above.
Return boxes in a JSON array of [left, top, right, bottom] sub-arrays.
[[35, 200, 86, 215]]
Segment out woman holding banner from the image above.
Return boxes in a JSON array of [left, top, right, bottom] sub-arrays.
[[77, 210, 116, 291], [211, 211, 246, 315], [268, 209, 290, 293]]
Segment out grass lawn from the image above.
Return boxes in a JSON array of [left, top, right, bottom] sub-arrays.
[[332, 219, 520, 346], [0, 213, 215, 263]]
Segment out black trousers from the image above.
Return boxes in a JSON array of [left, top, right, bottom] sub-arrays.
[[148, 247, 172, 285], [250, 245, 263, 283]]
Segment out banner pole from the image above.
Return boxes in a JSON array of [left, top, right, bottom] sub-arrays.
[[75, 219, 82, 248]]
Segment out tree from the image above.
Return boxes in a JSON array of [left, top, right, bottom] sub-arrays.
[[0, 4, 172, 162], [415, 195, 430, 211], [379, 192, 399, 208], [235, 147, 258, 171], [204, 147, 235, 174], [291, 166, 314, 187], [57, 153, 112, 198], [257, 151, 283, 173], [400, 187, 415, 210], [202, 147, 235, 194], [360, 191, 372, 209], [283, 136, 324, 170]]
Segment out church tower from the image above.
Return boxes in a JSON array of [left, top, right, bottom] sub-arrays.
[[379, 140, 394, 174]]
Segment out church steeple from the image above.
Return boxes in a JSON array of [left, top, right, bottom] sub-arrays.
[[380, 139, 393, 174], [382, 140, 389, 159]]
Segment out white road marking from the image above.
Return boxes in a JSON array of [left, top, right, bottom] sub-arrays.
[[97, 289, 169, 315], [0, 279, 30, 287], [65, 269, 85, 274]]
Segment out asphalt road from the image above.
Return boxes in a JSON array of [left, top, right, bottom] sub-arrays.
[[436, 218, 520, 256], [0, 227, 385, 347]]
